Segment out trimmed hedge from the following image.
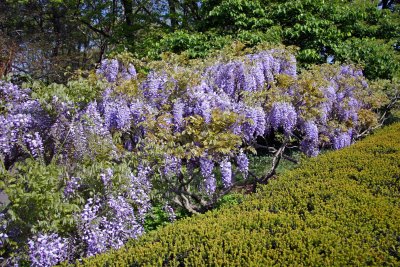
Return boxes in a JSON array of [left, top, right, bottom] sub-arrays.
[[68, 123, 400, 266]]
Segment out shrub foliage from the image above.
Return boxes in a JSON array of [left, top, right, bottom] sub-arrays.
[[70, 123, 400, 266]]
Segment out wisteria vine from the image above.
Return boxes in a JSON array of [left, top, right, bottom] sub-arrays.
[[0, 48, 389, 266]]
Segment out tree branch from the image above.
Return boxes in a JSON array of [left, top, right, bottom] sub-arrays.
[[77, 18, 111, 38], [258, 142, 286, 184]]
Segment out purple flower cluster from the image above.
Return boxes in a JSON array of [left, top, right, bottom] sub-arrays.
[[0, 113, 33, 158], [79, 195, 144, 257], [141, 71, 170, 108], [220, 158, 232, 187], [207, 50, 296, 99], [163, 155, 181, 177], [300, 121, 319, 156], [23, 132, 44, 159], [97, 59, 119, 83], [100, 168, 113, 189], [96, 59, 138, 83], [172, 100, 185, 130], [63, 176, 81, 198], [200, 156, 216, 194], [103, 98, 132, 132], [128, 166, 152, 219], [236, 152, 249, 178], [163, 204, 176, 222], [332, 131, 352, 150], [28, 233, 69, 267], [269, 102, 297, 135]]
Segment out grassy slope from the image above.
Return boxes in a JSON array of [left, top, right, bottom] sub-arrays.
[[70, 123, 400, 266]]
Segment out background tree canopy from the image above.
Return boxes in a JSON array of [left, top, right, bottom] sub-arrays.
[[1, 0, 400, 82]]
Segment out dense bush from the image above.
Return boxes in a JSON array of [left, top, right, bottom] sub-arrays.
[[0, 45, 395, 265], [67, 122, 400, 266]]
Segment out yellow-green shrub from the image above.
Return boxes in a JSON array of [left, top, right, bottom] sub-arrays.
[[65, 123, 400, 266]]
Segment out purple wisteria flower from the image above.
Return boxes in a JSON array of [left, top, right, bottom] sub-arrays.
[[28, 233, 69, 267], [269, 102, 297, 135], [100, 168, 113, 189], [172, 100, 185, 130], [200, 156, 216, 194], [79, 195, 145, 257], [97, 59, 119, 83], [220, 158, 232, 187], [23, 132, 44, 159], [300, 121, 319, 156], [63, 176, 81, 198], [103, 98, 132, 132], [332, 131, 352, 150], [128, 166, 152, 219], [163, 204, 176, 222], [236, 152, 249, 178], [163, 155, 181, 177]]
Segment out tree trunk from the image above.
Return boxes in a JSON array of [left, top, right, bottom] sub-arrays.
[[168, 0, 178, 28], [121, 0, 133, 26]]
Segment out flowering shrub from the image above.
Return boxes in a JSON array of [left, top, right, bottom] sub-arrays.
[[0, 46, 394, 266], [69, 122, 400, 267]]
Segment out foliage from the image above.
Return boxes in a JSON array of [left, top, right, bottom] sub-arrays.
[[2, 0, 400, 81], [63, 122, 400, 266], [0, 46, 397, 265], [334, 38, 400, 80], [161, 0, 400, 80]]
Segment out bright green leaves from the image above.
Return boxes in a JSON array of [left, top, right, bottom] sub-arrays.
[[334, 38, 400, 80], [2, 160, 79, 235]]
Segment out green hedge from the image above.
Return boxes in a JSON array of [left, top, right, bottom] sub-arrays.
[[68, 123, 400, 266]]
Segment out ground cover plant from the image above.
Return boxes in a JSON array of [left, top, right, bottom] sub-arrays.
[[62, 122, 400, 266], [0, 42, 397, 266]]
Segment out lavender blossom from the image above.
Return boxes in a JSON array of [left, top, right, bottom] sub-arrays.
[[300, 121, 319, 156], [200, 156, 214, 179], [80, 198, 106, 256], [172, 100, 185, 129], [97, 59, 119, 83], [28, 233, 69, 267], [194, 99, 211, 123], [220, 158, 232, 187], [129, 166, 152, 219], [63, 176, 81, 198], [243, 108, 258, 141], [100, 168, 113, 188], [103, 98, 131, 132], [200, 156, 216, 194], [332, 131, 352, 150], [269, 102, 297, 135], [24, 132, 44, 158], [120, 63, 138, 81], [163, 155, 181, 177], [302, 121, 318, 142], [204, 175, 217, 195], [163, 204, 176, 222], [79, 194, 145, 257], [300, 139, 319, 157], [236, 152, 249, 178], [82, 102, 109, 137]]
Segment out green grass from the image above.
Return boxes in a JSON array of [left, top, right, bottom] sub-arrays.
[[63, 123, 400, 266]]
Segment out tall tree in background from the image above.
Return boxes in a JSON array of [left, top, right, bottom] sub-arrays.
[[1, 0, 398, 82]]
